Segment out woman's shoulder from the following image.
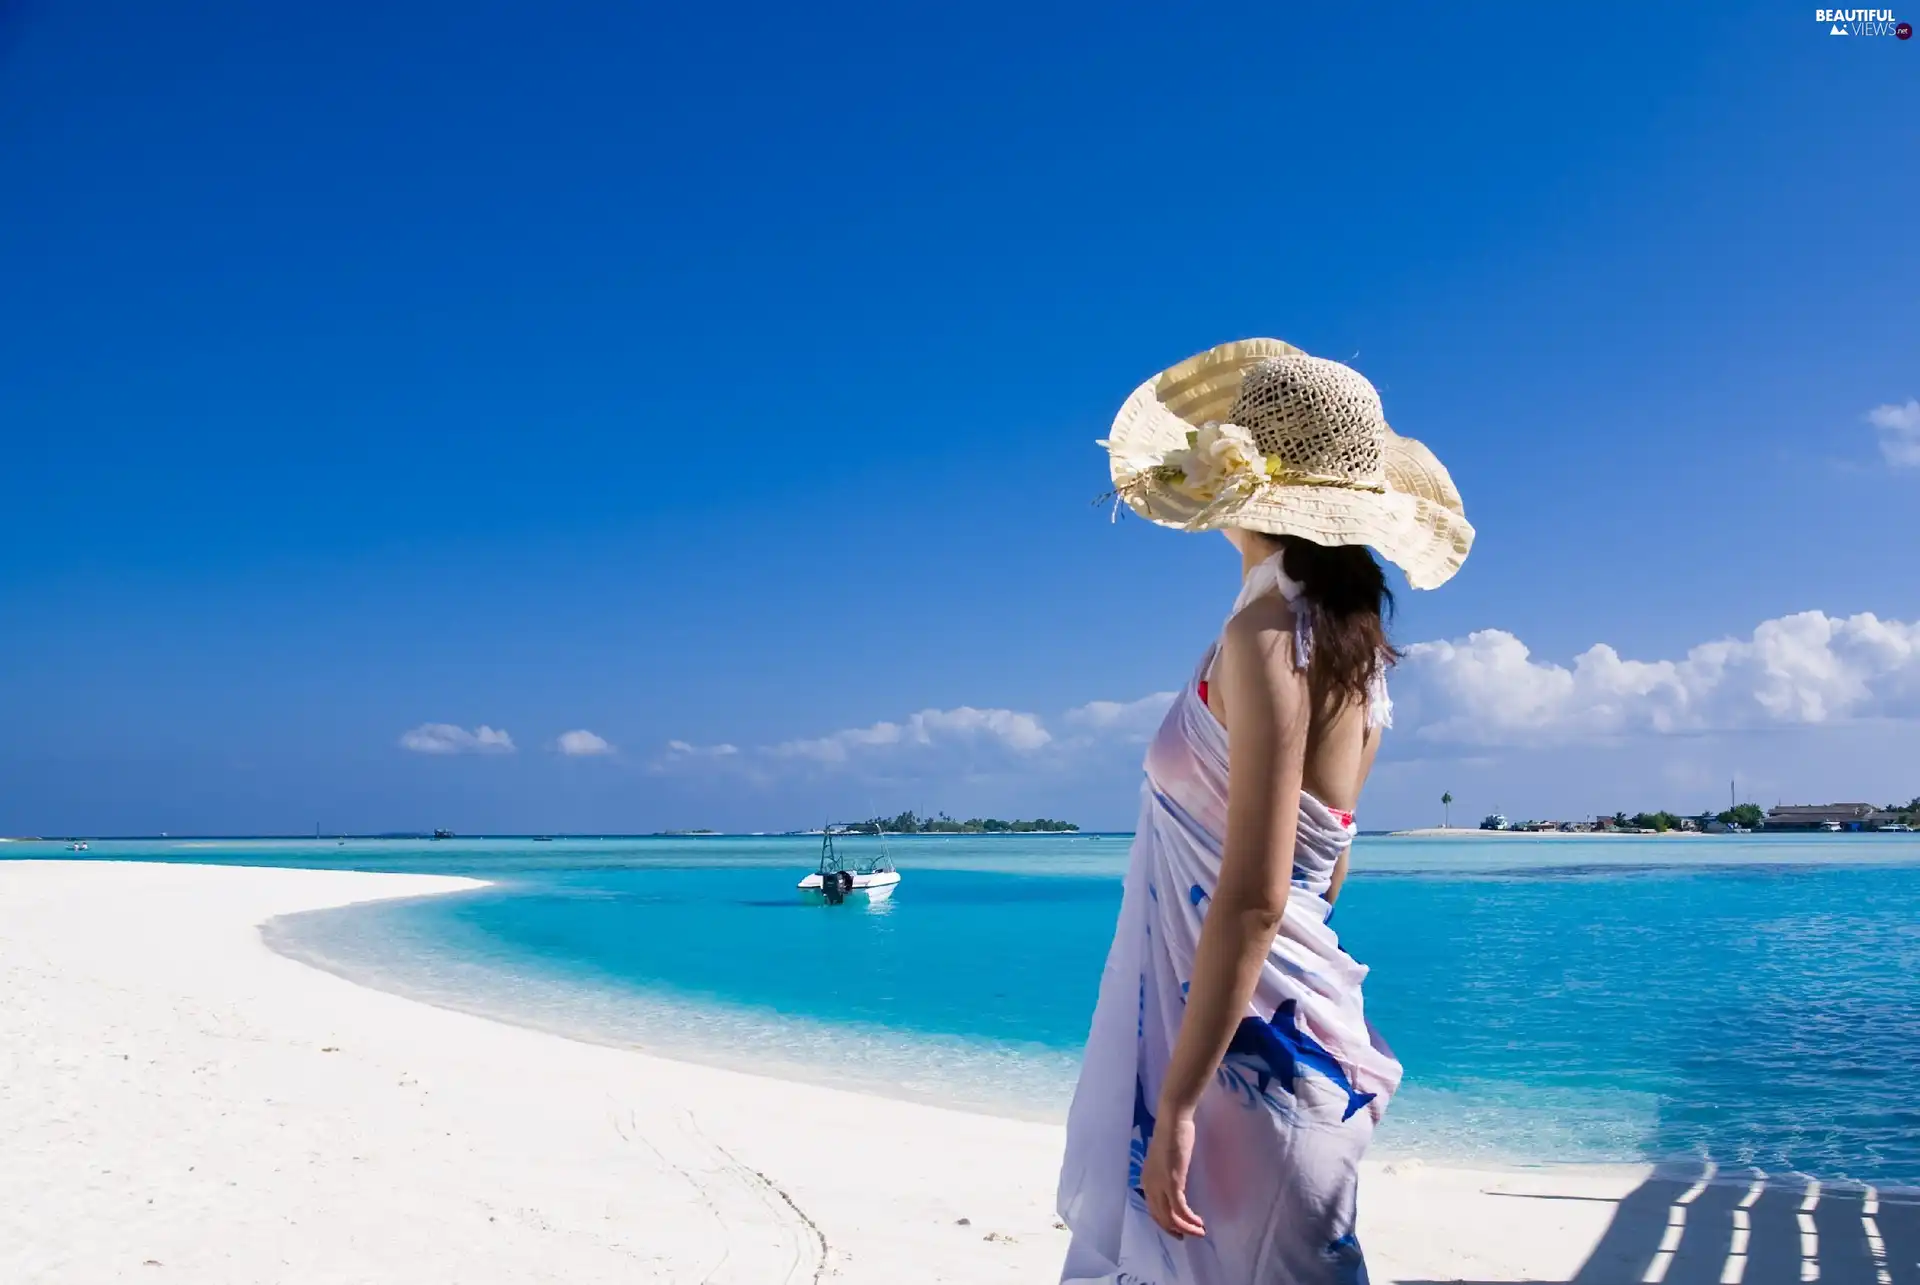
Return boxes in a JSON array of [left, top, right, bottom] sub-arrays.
[[1218, 595, 1308, 681], [1222, 592, 1300, 646]]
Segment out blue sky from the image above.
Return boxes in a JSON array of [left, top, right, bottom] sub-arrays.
[[3, 1, 1917, 835]]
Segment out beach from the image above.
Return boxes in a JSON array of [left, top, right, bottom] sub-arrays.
[[0, 858, 1659, 1283], [1389, 826, 1707, 838]]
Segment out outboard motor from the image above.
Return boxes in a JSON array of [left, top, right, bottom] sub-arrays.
[[822, 869, 851, 904]]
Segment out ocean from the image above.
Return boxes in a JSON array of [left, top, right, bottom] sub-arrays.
[[11, 832, 1920, 1186]]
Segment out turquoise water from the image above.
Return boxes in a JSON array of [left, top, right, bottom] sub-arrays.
[[10, 833, 1920, 1185]]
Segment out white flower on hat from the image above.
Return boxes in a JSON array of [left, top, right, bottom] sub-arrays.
[[1161, 421, 1266, 502]]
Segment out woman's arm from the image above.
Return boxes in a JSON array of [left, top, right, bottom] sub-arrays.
[[1141, 602, 1309, 1238]]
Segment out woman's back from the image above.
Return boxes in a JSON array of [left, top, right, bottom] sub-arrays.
[[1202, 592, 1382, 817]]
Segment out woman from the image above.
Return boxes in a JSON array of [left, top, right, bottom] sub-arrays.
[[1058, 340, 1473, 1285]]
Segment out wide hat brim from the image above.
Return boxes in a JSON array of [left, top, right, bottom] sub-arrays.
[[1107, 338, 1474, 590]]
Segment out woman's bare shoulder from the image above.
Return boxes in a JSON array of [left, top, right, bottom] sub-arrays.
[[1221, 594, 1299, 648], [1219, 597, 1306, 683]]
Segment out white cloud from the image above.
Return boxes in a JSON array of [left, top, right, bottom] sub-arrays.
[[662, 739, 740, 759], [655, 696, 1179, 777], [652, 607, 1920, 784], [555, 729, 615, 756], [399, 723, 516, 755], [1063, 692, 1178, 742], [769, 706, 1053, 764], [1397, 610, 1920, 746], [1868, 399, 1920, 468]]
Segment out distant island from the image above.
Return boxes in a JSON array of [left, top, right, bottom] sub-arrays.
[[1415, 796, 1918, 836], [839, 811, 1078, 835]]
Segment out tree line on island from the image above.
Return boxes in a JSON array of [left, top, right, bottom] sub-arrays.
[[1623, 806, 1764, 833], [1459, 796, 1920, 834], [1615, 798, 1920, 833], [840, 810, 1079, 835]]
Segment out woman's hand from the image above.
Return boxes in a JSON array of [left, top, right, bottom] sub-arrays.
[[1141, 1106, 1205, 1239]]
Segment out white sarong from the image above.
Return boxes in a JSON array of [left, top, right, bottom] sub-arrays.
[[1057, 556, 1402, 1285]]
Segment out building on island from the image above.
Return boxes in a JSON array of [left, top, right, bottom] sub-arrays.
[[1764, 803, 1876, 832]]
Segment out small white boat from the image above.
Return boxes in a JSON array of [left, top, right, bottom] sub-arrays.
[[799, 829, 901, 904], [69, 841, 89, 851], [1878, 822, 1914, 833], [1819, 820, 1844, 833]]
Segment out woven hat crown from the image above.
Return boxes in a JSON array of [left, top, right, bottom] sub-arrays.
[[1229, 356, 1387, 486], [1104, 338, 1473, 589]]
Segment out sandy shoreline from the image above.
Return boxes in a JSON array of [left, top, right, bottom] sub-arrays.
[[0, 860, 1649, 1282], [1390, 825, 1708, 838]]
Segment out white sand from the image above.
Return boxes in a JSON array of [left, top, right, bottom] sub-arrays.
[[0, 861, 1645, 1283], [1391, 825, 1706, 838]]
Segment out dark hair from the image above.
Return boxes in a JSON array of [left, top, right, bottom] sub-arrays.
[[1273, 534, 1400, 706]]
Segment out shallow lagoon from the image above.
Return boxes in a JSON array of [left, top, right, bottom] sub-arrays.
[[14, 832, 1920, 1184]]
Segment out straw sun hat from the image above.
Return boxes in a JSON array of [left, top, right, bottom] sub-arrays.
[[1100, 338, 1473, 590]]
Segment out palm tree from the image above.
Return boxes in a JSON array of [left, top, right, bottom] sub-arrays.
[[1441, 791, 1454, 828]]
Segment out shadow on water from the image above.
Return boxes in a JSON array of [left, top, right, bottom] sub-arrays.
[[1398, 1162, 1920, 1284]]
